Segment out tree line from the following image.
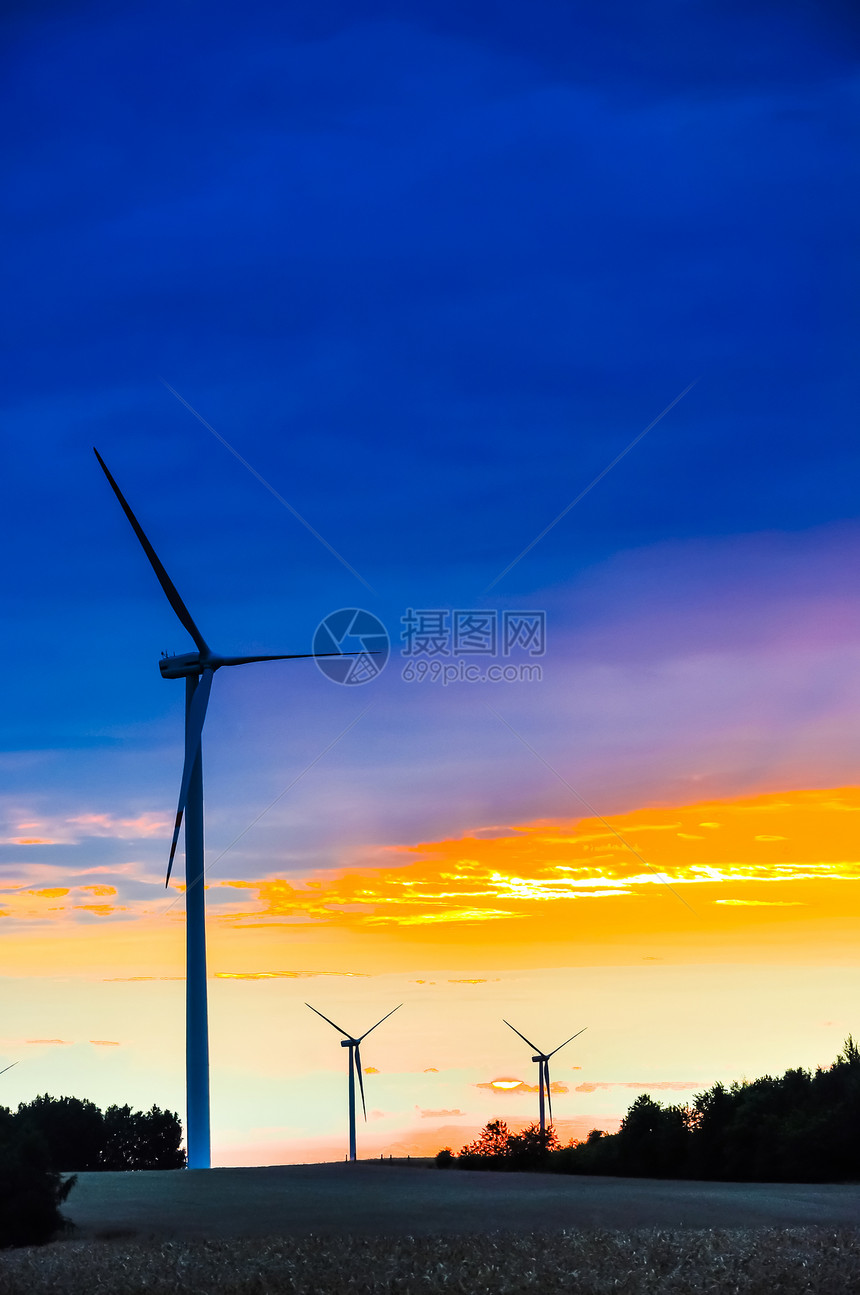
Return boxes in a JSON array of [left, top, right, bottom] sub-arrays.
[[1, 1094, 185, 1172], [438, 1037, 860, 1182]]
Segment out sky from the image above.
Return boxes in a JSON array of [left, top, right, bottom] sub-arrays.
[[1, 0, 859, 1163]]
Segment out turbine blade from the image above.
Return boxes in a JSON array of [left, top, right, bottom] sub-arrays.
[[165, 668, 213, 886], [305, 1003, 352, 1039], [94, 448, 209, 654], [547, 1027, 588, 1058], [355, 1044, 367, 1119], [216, 652, 378, 667], [358, 1003, 402, 1042], [545, 1059, 553, 1125], [503, 1020, 542, 1053], [0, 1062, 17, 1076]]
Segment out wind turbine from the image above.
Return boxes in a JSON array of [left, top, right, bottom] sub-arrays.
[[306, 1003, 401, 1161], [0, 1062, 17, 1077], [95, 448, 366, 1169], [503, 1020, 587, 1137]]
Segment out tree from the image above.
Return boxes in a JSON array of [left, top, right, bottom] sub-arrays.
[[101, 1104, 185, 1170], [460, 1118, 511, 1163], [14, 1095, 185, 1172], [17, 1095, 103, 1172]]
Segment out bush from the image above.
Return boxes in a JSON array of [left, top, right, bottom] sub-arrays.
[[0, 1120, 76, 1248], [435, 1147, 455, 1168]]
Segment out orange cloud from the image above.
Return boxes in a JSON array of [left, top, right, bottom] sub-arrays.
[[7, 787, 860, 970], [26, 1039, 71, 1046], [90, 1040, 120, 1046], [215, 971, 370, 980], [476, 1079, 570, 1095], [199, 787, 860, 958], [420, 1109, 464, 1118]]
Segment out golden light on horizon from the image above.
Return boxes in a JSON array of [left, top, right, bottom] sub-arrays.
[[490, 1078, 525, 1090]]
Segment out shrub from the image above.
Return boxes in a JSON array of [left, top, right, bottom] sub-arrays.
[[0, 1120, 76, 1248]]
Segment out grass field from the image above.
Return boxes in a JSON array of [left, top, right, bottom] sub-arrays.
[[2, 1227, 859, 1294]]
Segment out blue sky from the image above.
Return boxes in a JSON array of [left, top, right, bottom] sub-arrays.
[[2, 0, 858, 855]]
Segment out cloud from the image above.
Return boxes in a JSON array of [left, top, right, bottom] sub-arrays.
[[4, 788, 857, 938], [476, 1079, 569, 1095], [715, 900, 804, 907], [215, 970, 370, 980], [26, 1039, 71, 1046], [364, 1067, 380, 1075], [89, 1039, 120, 1046], [204, 788, 860, 936], [420, 1109, 464, 1119], [423, 1068, 439, 1073], [574, 1080, 705, 1093]]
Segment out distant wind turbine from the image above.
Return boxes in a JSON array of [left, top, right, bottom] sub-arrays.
[[503, 1020, 587, 1137], [95, 448, 365, 1169], [306, 1003, 401, 1161]]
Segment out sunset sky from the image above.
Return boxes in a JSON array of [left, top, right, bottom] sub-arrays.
[[2, 1, 859, 1163]]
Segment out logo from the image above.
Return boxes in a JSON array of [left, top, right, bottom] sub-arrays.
[[313, 609, 390, 685]]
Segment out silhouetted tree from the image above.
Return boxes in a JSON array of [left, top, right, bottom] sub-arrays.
[[17, 1095, 103, 1171], [456, 1120, 559, 1171], [14, 1095, 185, 1171], [101, 1103, 185, 1170], [544, 1037, 860, 1183]]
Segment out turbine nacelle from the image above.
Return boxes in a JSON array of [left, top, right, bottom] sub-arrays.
[[159, 652, 213, 679]]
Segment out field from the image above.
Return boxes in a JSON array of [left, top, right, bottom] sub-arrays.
[[2, 1164, 860, 1293]]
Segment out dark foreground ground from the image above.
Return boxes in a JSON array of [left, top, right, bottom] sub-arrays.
[[59, 1160, 860, 1238], [3, 1167, 860, 1293]]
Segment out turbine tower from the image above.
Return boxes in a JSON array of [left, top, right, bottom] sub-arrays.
[[95, 449, 362, 1169], [503, 1020, 587, 1137], [306, 1003, 401, 1161]]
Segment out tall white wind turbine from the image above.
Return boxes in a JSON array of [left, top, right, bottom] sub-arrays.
[[306, 1003, 401, 1161], [503, 1020, 587, 1137], [95, 449, 361, 1169]]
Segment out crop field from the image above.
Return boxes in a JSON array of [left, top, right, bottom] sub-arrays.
[[4, 1165, 860, 1293], [3, 1227, 860, 1294]]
